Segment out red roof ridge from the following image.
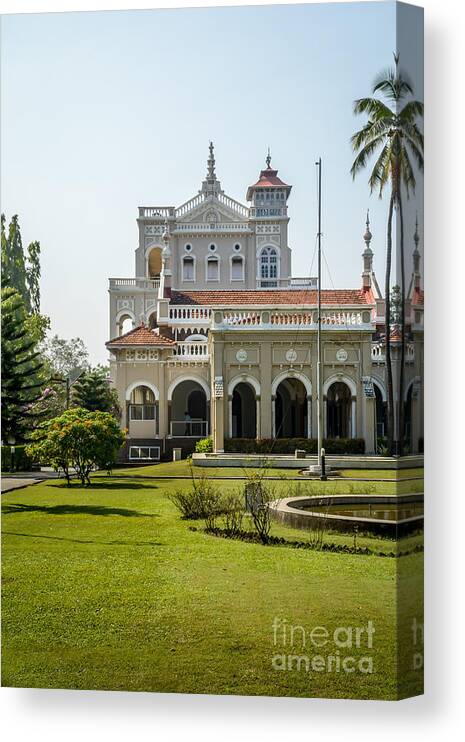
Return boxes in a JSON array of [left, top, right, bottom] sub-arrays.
[[171, 289, 373, 307], [106, 324, 175, 347]]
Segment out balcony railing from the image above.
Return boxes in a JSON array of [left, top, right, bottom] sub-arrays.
[[169, 306, 212, 324], [173, 342, 209, 359], [109, 277, 160, 291], [371, 342, 415, 363], [217, 192, 249, 217], [256, 277, 318, 289], [138, 207, 175, 219], [170, 420, 208, 437], [173, 223, 250, 234], [217, 309, 366, 328]]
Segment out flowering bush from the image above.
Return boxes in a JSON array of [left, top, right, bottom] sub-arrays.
[[26, 407, 125, 485]]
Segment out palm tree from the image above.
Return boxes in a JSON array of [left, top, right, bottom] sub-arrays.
[[350, 58, 423, 455]]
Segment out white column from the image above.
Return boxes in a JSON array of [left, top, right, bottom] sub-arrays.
[[256, 397, 261, 439], [307, 398, 312, 438], [228, 396, 233, 438], [351, 398, 356, 439], [271, 396, 276, 438]]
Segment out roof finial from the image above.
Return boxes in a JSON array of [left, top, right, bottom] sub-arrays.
[[266, 147, 272, 169], [207, 141, 216, 180], [363, 209, 372, 246], [414, 212, 420, 248]]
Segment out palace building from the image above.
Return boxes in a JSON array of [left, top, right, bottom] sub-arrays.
[[106, 144, 424, 462]]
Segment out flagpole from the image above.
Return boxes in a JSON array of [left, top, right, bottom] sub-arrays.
[[316, 157, 324, 475]]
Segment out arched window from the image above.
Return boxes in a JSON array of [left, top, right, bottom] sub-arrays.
[[182, 255, 195, 281], [206, 256, 219, 281], [260, 246, 278, 287], [129, 385, 156, 421], [147, 247, 162, 278], [231, 255, 244, 281]]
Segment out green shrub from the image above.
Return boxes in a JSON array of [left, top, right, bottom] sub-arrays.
[[224, 438, 365, 455], [243, 471, 275, 544], [1, 445, 33, 472], [222, 491, 245, 536], [169, 465, 221, 521], [195, 437, 213, 453]]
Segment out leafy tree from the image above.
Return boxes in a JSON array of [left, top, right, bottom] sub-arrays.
[[350, 56, 423, 454], [1, 287, 45, 442], [27, 408, 126, 486], [40, 334, 90, 380], [72, 366, 120, 418]]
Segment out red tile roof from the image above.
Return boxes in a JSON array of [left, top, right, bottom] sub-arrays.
[[250, 168, 289, 188], [106, 325, 175, 347], [171, 289, 373, 306], [246, 167, 291, 200], [412, 288, 424, 305]]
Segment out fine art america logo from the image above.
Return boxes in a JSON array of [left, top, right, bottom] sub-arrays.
[[271, 617, 375, 675]]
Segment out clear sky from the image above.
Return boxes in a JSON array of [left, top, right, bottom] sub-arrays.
[[1, 1, 423, 365]]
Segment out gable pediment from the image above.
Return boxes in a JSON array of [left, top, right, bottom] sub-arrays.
[[175, 192, 248, 225]]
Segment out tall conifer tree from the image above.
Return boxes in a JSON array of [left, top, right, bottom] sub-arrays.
[[1, 287, 45, 441]]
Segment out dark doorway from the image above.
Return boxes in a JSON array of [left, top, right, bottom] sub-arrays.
[[326, 382, 351, 438], [275, 378, 307, 438], [232, 383, 256, 438]]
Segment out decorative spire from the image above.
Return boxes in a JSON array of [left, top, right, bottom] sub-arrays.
[[363, 209, 372, 249], [162, 219, 170, 249], [266, 147, 272, 169], [414, 213, 420, 250], [207, 141, 216, 180]]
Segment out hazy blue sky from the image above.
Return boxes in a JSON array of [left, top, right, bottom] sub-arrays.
[[1, 2, 423, 364]]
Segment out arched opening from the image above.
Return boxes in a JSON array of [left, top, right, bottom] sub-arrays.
[[170, 379, 208, 437], [404, 384, 413, 449], [231, 255, 244, 281], [148, 247, 162, 279], [129, 385, 156, 421], [206, 256, 219, 281], [275, 378, 307, 438], [117, 314, 134, 336], [374, 384, 387, 441], [260, 246, 278, 287], [326, 382, 352, 438], [148, 311, 157, 329], [232, 382, 256, 438], [182, 255, 195, 281]]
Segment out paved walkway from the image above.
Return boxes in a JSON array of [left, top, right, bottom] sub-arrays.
[[1, 470, 61, 493]]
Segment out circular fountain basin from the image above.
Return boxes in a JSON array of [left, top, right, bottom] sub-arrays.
[[270, 493, 423, 537]]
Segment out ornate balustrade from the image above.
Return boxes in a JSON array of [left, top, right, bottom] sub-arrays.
[[109, 277, 160, 291], [173, 223, 250, 234], [173, 342, 209, 359], [175, 193, 206, 218], [371, 342, 415, 362], [256, 277, 318, 289], [138, 207, 175, 219], [217, 193, 249, 217], [169, 306, 212, 324], [214, 309, 367, 329]]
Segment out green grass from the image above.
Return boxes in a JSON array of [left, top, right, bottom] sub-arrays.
[[109, 461, 422, 495], [1, 466, 423, 700]]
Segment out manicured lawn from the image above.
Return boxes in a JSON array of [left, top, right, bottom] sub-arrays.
[[1, 468, 423, 699], [109, 461, 422, 495]]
